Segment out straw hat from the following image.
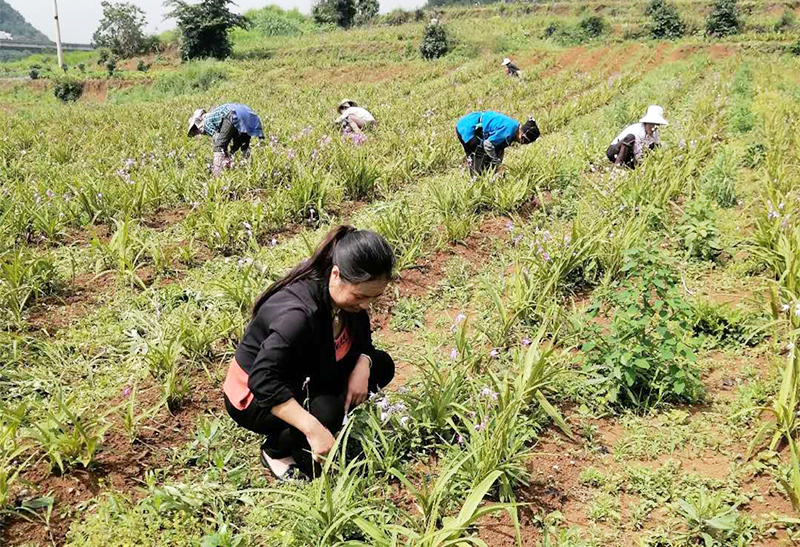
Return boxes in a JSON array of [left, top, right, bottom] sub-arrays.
[[187, 108, 206, 136], [501, 58, 512, 66], [338, 99, 358, 110], [640, 105, 668, 126]]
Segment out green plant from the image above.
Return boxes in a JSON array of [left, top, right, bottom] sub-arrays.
[[53, 79, 85, 102], [106, 56, 118, 77], [675, 200, 722, 261], [674, 490, 754, 546], [701, 147, 738, 208], [1, 409, 31, 510], [577, 14, 606, 39], [420, 21, 450, 60], [136, 59, 150, 72], [0, 248, 61, 325], [29, 392, 111, 474], [581, 248, 703, 409], [706, 0, 740, 37], [390, 296, 426, 332], [586, 492, 620, 523], [645, 0, 685, 39], [775, 9, 796, 32]]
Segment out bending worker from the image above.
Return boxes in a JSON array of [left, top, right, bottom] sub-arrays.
[[223, 226, 396, 481], [455, 110, 540, 176], [501, 58, 522, 77], [606, 105, 668, 169], [335, 99, 376, 134], [187, 103, 264, 175]]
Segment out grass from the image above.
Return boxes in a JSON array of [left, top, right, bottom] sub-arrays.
[[1, 2, 800, 547]]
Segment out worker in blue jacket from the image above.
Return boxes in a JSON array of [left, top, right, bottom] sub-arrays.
[[456, 111, 540, 176]]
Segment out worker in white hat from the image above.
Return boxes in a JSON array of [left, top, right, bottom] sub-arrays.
[[188, 104, 264, 176], [334, 99, 376, 134], [606, 105, 668, 169], [501, 58, 521, 78]]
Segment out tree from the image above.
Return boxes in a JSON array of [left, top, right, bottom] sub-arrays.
[[92, 2, 148, 58], [312, 0, 356, 28], [165, 0, 248, 61], [645, 0, 685, 39], [706, 0, 740, 37]]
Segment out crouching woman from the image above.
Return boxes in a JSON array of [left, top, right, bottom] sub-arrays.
[[223, 226, 395, 481]]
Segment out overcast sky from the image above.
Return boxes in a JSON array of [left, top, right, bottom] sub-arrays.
[[9, 0, 425, 43]]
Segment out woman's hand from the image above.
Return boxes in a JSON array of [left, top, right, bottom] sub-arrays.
[[344, 356, 371, 413], [306, 421, 336, 463]]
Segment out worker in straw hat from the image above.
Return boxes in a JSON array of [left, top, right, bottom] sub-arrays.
[[187, 103, 264, 176], [501, 58, 522, 78], [455, 110, 540, 176], [606, 105, 668, 170], [334, 99, 376, 134]]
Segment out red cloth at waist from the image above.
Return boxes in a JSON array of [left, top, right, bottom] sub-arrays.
[[223, 357, 254, 411]]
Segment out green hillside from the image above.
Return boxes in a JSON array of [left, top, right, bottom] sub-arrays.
[[0, 0, 50, 42]]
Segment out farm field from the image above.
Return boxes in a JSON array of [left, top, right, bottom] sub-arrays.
[[1, 1, 800, 546]]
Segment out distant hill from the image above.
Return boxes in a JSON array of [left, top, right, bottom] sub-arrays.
[[0, 0, 51, 42]]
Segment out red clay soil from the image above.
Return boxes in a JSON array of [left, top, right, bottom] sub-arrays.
[[669, 44, 737, 62], [24, 272, 118, 335], [140, 207, 191, 230], [1, 374, 223, 547]]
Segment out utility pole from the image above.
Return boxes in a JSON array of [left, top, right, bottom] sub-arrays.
[[52, 0, 64, 68]]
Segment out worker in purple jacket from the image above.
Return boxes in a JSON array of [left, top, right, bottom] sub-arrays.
[[187, 103, 265, 175]]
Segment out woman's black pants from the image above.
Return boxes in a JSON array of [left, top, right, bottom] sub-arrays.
[[224, 350, 394, 470]]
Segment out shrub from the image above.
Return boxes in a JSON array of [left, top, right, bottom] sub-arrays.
[[577, 14, 607, 39], [581, 247, 704, 409], [53, 79, 85, 102], [774, 9, 796, 32], [354, 0, 379, 25], [675, 200, 723, 261], [28, 64, 41, 80], [706, 0, 740, 37], [105, 57, 117, 77], [152, 62, 226, 95], [383, 8, 425, 25], [248, 5, 309, 36], [420, 20, 450, 60], [165, 0, 248, 61], [645, 0, 685, 39], [96, 48, 111, 65], [312, 0, 356, 28], [77, 63, 86, 73]]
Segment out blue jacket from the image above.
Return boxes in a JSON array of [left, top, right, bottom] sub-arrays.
[[456, 111, 520, 149], [205, 104, 264, 138]]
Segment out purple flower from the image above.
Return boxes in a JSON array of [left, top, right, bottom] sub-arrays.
[[480, 387, 498, 401], [513, 234, 523, 246], [122, 386, 132, 398], [505, 221, 514, 232], [521, 337, 532, 346], [450, 348, 459, 360], [542, 252, 551, 262], [489, 349, 499, 359], [319, 135, 332, 147], [474, 419, 487, 432], [286, 149, 296, 160], [377, 397, 391, 411], [456, 434, 465, 445]]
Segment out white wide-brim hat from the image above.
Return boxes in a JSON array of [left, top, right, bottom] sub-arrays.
[[640, 105, 668, 126], [339, 98, 357, 109], [501, 58, 511, 66], [187, 108, 206, 136]]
